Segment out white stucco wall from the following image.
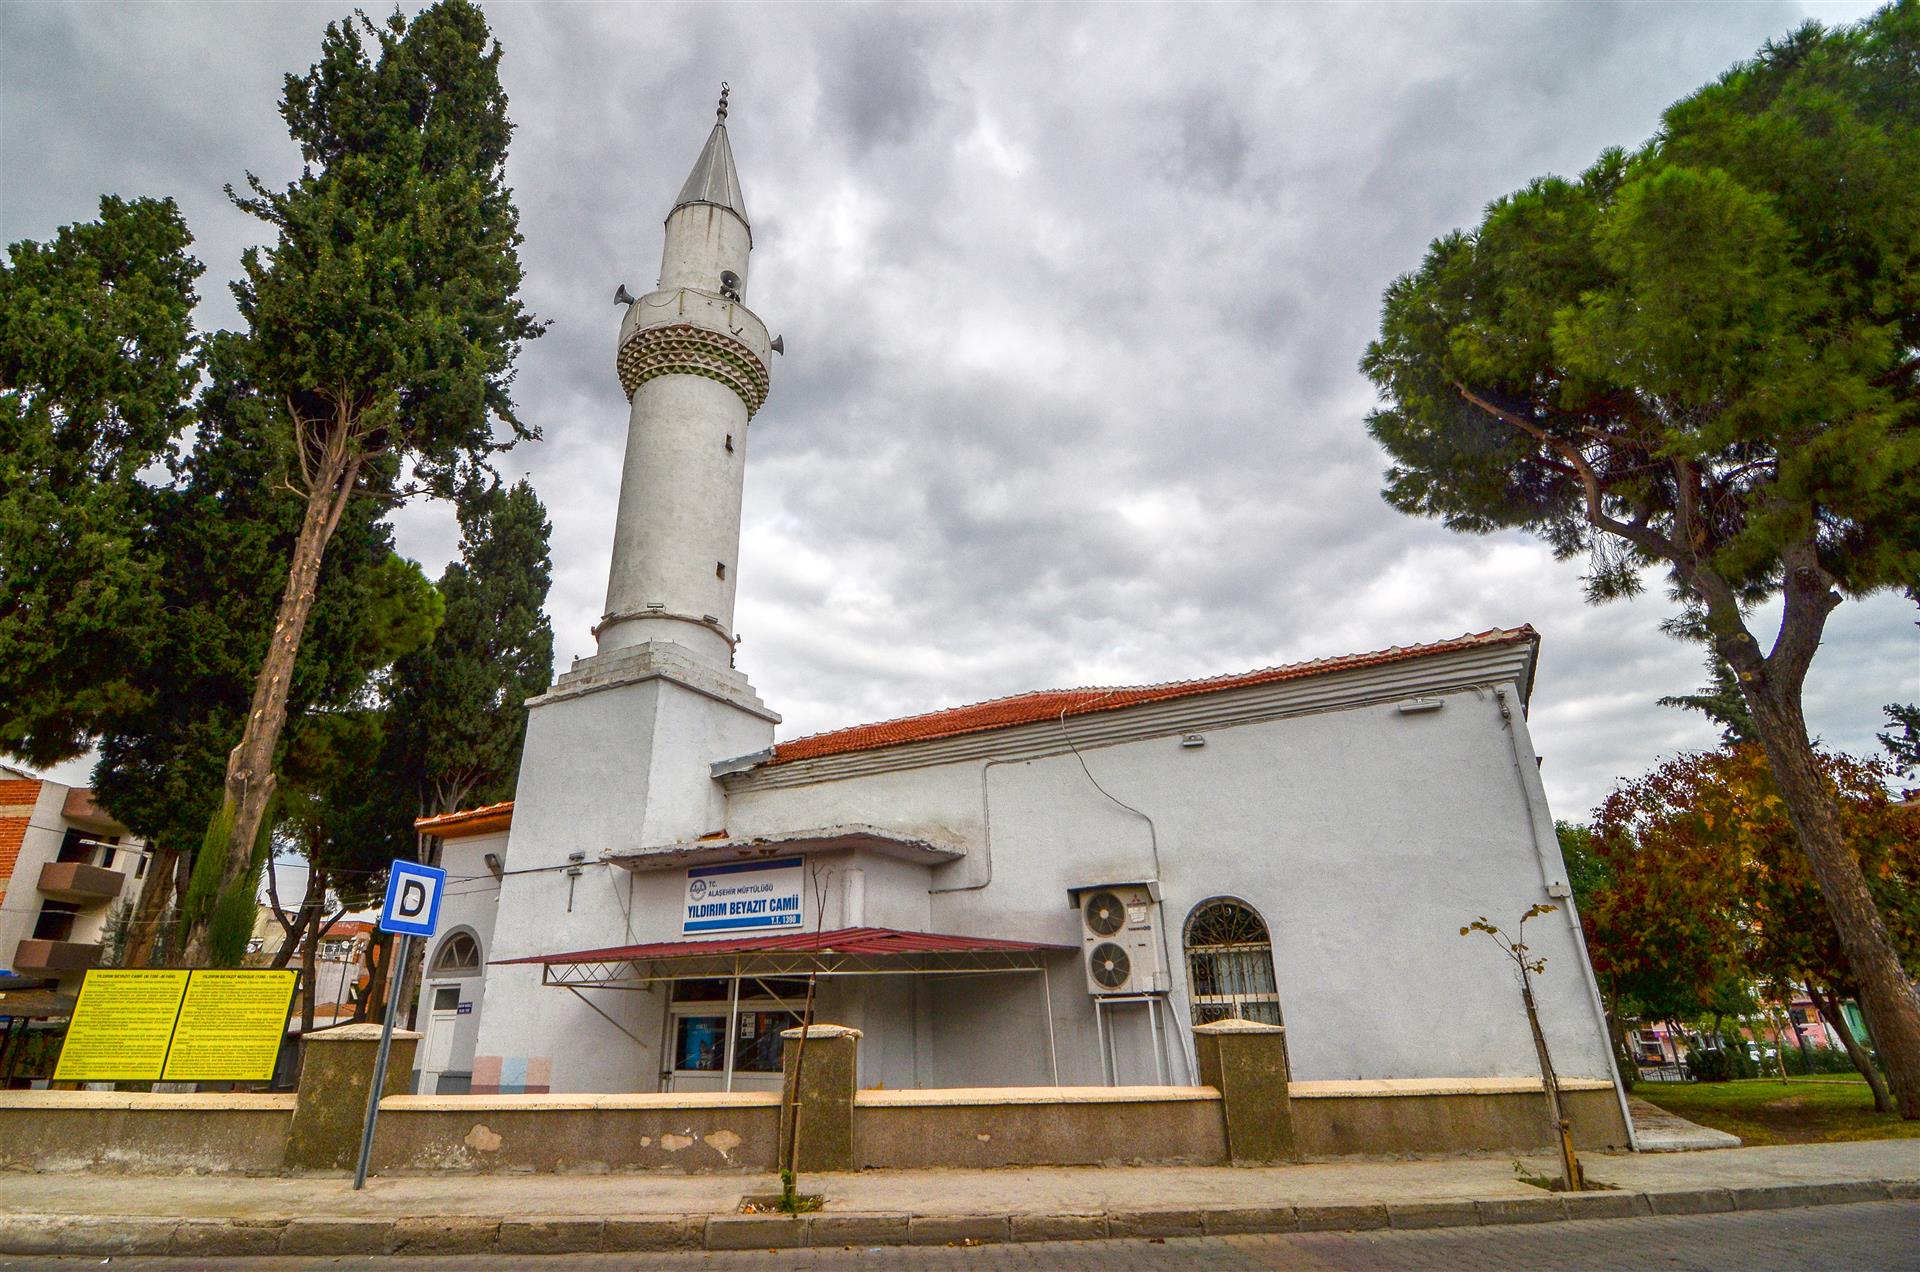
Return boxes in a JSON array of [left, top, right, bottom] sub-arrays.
[[474, 658, 1617, 1101], [410, 832, 504, 1090], [719, 681, 1614, 1089], [475, 664, 778, 1092]]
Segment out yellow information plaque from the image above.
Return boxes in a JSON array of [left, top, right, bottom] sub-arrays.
[[51, 969, 189, 1082], [52, 968, 297, 1083], [161, 970, 298, 1082]]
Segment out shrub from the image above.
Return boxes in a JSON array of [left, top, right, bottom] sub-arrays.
[[1781, 1041, 1870, 1077], [1684, 1033, 1760, 1082], [1686, 1045, 1736, 1082]]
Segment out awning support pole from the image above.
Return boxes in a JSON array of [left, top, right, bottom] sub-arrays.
[[658, 987, 674, 1092], [723, 958, 742, 1093], [1040, 961, 1059, 1085], [1094, 997, 1111, 1086], [1144, 999, 1159, 1083]]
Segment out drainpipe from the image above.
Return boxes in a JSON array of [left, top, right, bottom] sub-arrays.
[[931, 752, 1192, 1085], [1493, 682, 1639, 1151], [930, 757, 1019, 895]]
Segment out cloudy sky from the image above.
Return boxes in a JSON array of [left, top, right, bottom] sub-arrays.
[[4, 0, 1913, 821]]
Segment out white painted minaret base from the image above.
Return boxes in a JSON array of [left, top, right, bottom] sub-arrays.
[[473, 93, 780, 1092]]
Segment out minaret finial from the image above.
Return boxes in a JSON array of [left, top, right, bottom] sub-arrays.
[[716, 82, 730, 125]]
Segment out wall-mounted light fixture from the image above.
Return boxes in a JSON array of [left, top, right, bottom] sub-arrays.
[[1397, 698, 1445, 714]]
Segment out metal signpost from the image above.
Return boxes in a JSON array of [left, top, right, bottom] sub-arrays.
[[352, 859, 446, 1190]]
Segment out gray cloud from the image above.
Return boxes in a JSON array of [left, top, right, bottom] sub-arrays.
[[5, 0, 1910, 820]]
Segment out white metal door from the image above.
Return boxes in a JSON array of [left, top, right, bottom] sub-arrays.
[[422, 985, 460, 1083]]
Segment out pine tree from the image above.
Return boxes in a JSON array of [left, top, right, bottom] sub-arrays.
[[0, 197, 199, 766], [1364, 3, 1920, 1117], [389, 478, 554, 827], [99, 334, 442, 967], [1658, 656, 1759, 747], [183, 1, 541, 964]]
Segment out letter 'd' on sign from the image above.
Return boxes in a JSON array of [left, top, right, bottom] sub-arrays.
[[380, 860, 447, 938]]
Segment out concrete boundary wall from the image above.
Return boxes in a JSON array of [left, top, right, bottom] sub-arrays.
[[854, 1086, 1225, 1169], [374, 1092, 780, 1173], [0, 1091, 292, 1174], [0, 1081, 1623, 1175], [0, 1026, 1627, 1174], [1291, 1081, 1629, 1158]]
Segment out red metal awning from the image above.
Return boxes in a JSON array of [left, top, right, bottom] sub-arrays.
[[499, 926, 1073, 987], [500, 926, 1069, 966]]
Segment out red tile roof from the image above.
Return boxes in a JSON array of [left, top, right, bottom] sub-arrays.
[[770, 627, 1537, 765], [499, 926, 1073, 966], [414, 800, 515, 838]]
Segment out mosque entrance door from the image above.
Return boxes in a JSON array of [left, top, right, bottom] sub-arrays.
[[663, 975, 804, 1092]]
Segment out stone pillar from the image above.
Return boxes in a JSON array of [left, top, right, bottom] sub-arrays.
[[285, 1023, 421, 1171], [1193, 1018, 1296, 1165], [778, 1024, 859, 1174]]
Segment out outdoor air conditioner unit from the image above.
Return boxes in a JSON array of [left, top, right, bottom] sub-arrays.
[[1075, 883, 1169, 996]]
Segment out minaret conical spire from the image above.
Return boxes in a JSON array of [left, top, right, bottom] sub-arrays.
[[672, 83, 748, 229]]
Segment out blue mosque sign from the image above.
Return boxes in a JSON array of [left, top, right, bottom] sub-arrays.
[[683, 856, 805, 935]]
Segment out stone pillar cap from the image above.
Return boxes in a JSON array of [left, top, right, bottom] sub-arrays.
[[304, 1023, 423, 1043], [1192, 1018, 1284, 1035], [779, 1024, 862, 1040]]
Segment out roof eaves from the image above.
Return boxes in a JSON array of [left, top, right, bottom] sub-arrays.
[[764, 627, 1537, 768]]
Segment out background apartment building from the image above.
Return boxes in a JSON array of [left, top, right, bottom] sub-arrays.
[[0, 765, 152, 1004]]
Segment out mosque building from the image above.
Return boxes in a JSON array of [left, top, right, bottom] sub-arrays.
[[408, 94, 1629, 1144]]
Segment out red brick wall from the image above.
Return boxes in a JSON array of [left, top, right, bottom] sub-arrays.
[[0, 778, 43, 907]]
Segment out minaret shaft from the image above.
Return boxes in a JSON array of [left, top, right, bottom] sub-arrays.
[[598, 103, 769, 663], [601, 366, 749, 660]]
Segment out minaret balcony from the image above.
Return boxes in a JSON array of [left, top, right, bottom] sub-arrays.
[[616, 288, 772, 418], [618, 286, 771, 365]]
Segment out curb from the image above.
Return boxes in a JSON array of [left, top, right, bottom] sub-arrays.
[[1, 1179, 1913, 1257]]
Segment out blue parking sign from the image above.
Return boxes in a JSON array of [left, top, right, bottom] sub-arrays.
[[379, 860, 446, 938]]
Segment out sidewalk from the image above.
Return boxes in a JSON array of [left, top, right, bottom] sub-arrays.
[[0, 1139, 1913, 1257]]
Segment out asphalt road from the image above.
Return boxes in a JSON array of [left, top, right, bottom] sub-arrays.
[[7, 1201, 1916, 1271]]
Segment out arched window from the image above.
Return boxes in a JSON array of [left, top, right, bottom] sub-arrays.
[[1184, 898, 1281, 1026], [431, 930, 482, 977]]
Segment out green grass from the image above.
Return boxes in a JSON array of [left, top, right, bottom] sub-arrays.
[[1637, 1075, 1920, 1146]]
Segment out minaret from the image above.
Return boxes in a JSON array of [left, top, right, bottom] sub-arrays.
[[599, 85, 773, 665], [474, 90, 783, 1095]]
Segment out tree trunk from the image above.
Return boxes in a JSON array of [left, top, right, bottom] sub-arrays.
[[180, 444, 361, 966], [1740, 681, 1920, 1117], [122, 842, 179, 968], [400, 936, 428, 1030], [262, 854, 303, 969], [358, 929, 393, 1023], [153, 845, 192, 968], [1520, 970, 1581, 1191], [300, 874, 326, 1034], [1787, 999, 1815, 1072], [269, 861, 322, 971], [1810, 982, 1893, 1114], [1604, 1006, 1636, 1092]]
